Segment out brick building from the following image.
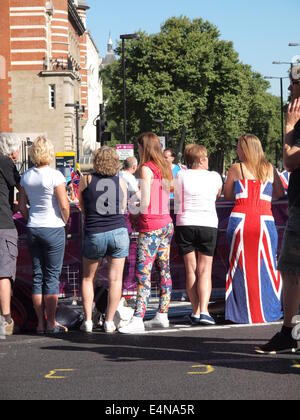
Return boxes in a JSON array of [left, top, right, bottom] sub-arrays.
[[0, 0, 101, 164]]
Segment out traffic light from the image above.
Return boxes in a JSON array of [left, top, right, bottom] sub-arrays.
[[96, 104, 111, 146]]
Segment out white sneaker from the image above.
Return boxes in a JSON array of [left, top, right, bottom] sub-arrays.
[[118, 316, 145, 335], [80, 320, 93, 333], [114, 298, 135, 329], [104, 321, 117, 334], [145, 313, 170, 329]]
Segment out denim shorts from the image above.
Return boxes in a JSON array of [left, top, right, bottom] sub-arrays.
[[83, 228, 130, 260], [278, 207, 300, 276]]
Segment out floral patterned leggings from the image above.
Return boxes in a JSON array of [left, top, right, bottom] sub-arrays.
[[134, 223, 174, 318]]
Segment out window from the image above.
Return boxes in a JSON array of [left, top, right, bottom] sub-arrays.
[[49, 84, 56, 109]]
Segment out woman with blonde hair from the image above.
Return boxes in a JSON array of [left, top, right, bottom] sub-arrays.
[[119, 133, 174, 334], [19, 136, 70, 334], [175, 144, 223, 326], [224, 134, 285, 324], [79, 147, 129, 334]]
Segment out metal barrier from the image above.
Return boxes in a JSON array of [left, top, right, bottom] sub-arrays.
[[14, 199, 289, 300]]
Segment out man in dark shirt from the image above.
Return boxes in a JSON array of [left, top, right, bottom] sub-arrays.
[[256, 65, 300, 354], [0, 133, 21, 337]]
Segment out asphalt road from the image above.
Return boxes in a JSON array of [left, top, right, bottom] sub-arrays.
[[0, 322, 300, 401]]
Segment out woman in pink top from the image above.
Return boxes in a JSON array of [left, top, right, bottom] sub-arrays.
[[119, 133, 174, 334]]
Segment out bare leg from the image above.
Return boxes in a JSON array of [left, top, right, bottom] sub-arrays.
[[282, 273, 300, 328], [106, 257, 125, 322], [44, 295, 59, 331], [82, 257, 101, 322], [0, 279, 12, 316], [32, 294, 45, 331], [183, 252, 200, 316], [197, 253, 213, 314]]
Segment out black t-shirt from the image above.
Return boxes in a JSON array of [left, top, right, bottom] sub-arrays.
[[0, 154, 21, 229], [288, 120, 300, 208]]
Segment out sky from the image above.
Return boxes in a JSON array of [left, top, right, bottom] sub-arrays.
[[86, 0, 300, 100]]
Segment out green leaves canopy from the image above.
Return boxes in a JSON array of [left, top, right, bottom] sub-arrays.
[[101, 16, 283, 168]]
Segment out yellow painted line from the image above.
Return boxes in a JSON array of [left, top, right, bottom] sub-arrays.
[[45, 369, 75, 379], [187, 365, 215, 375], [291, 361, 300, 369]]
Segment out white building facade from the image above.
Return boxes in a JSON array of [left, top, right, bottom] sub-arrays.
[[82, 31, 103, 155]]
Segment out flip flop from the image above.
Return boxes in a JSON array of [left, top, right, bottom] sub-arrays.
[[46, 323, 68, 334]]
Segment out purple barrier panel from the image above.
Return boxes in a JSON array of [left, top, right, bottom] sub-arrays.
[[14, 200, 289, 302], [60, 206, 82, 298]]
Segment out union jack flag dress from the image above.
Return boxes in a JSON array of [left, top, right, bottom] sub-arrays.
[[225, 180, 283, 324]]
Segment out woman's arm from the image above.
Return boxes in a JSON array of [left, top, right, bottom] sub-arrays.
[[224, 166, 237, 202], [272, 167, 285, 200], [217, 187, 223, 200], [78, 176, 88, 218], [55, 183, 70, 224], [120, 178, 128, 213], [18, 187, 29, 222], [283, 99, 300, 170], [139, 166, 153, 214], [283, 144, 300, 172]]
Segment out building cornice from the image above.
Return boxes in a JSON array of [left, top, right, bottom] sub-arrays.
[[77, 0, 90, 11], [39, 70, 80, 81], [68, 0, 86, 36]]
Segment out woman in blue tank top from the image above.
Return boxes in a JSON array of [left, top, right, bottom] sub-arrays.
[[79, 147, 129, 334]]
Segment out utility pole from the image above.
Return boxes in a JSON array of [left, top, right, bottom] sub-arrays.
[[120, 33, 140, 144], [65, 101, 85, 164]]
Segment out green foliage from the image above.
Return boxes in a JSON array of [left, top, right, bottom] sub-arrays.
[[101, 16, 283, 171]]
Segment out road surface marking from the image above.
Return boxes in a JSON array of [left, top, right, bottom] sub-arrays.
[[45, 369, 75, 380], [188, 365, 215, 375]]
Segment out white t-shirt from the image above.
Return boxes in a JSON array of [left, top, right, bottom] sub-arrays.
[[20, 166, 66, 228], [120, 171, 139, 198], [175, 169, 223, 228]]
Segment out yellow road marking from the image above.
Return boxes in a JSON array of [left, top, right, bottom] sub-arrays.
[[45, 369, 75, 379], [188, 365, 215, 375]]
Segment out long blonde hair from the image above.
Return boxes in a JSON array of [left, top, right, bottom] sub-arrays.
[[239, 134, 271, 183], [137, 132, 172, 183]]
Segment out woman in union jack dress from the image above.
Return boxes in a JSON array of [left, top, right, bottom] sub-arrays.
[[224, 135, 285, 324]]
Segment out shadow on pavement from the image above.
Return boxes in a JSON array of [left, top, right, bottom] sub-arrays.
[[40, 329, 300, 376]]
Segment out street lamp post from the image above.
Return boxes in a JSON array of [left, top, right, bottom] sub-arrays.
[[65, 101, 85, 163], [120, 33, 139, 144], [273, 61, 294, 72], [154, 119, 164, 136], [265, 76, 289, 167]]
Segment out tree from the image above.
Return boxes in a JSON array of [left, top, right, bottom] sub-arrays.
[[101, 16, 282, 172]]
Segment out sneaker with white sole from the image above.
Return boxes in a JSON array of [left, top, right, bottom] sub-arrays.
[[80, 320, 93, 333], [254, 332, 298, 355], [118, 316, 145, 334], [104, 321, 117, 334], [144, 313, 170, 329], [199, 314, 216, 326], [185, 314, 201, 326]]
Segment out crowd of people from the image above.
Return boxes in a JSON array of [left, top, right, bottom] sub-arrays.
[[0, 70, 300, 354]]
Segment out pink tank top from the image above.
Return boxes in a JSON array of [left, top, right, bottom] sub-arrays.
[[139, 161, 172, 233]]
